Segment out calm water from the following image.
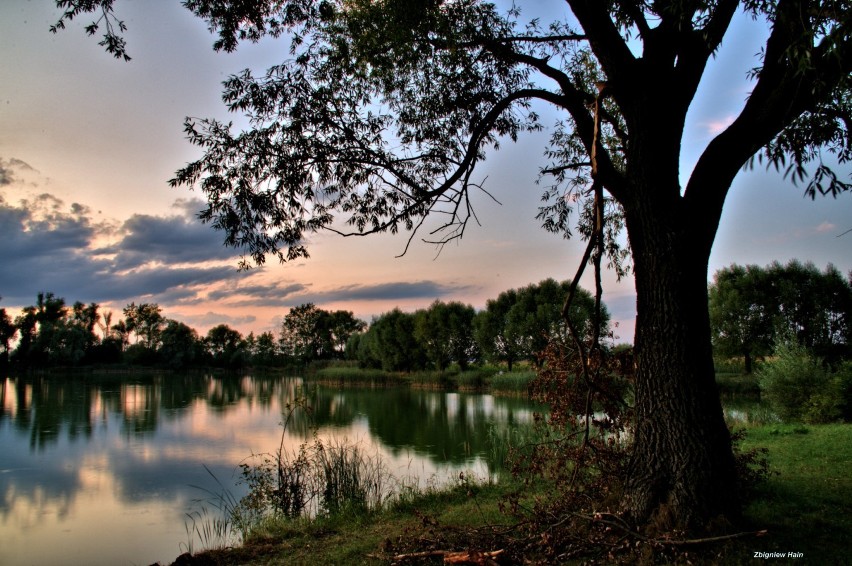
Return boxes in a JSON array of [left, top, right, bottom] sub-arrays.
[[0, 374, 541, 566]]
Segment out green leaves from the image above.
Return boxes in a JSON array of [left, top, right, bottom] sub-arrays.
[[710, 261, 852, 370], [279, 303, 366, 362], [51, 0, 131, 60]]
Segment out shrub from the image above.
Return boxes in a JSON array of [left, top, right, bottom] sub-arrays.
[[758, 342, 843, 424]]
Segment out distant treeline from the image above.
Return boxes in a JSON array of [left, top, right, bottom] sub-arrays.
[[0, 278, 604, 371]]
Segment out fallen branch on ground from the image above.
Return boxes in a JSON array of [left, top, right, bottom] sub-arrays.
[[369, 548, 505, 565], [573, 512, 768, 546]]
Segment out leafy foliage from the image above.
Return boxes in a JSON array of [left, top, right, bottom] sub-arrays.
[[205, 323, 247, 368], [279, 303, 366, 363], [352, 308, 427, 372], [414, 301, 478, 371], [0, 304, 16, 363], [474, 278, 606, 369], [710, 261, 852, 370], [50, 0, 130, 60], [758, 340, 849, 423]]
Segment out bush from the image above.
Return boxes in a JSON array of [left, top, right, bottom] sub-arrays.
[[758, 342, 843, 424]]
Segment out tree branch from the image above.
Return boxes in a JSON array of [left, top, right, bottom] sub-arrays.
[[700, 0, 741, 56], [565, 0, 636, 83], [326, 87, 568, 247], [614, 0, 651, 39], [683, 0, 852, 256], [489, 47, 629, 199]]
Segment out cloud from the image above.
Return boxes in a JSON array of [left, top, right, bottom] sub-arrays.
[[227, 280, 474, 309], [0, 157, 37, 186], [0, 183, 478, 333], [98, 198, 235, 270], [110, 213, 234, 268], [174, 311, 258, 331], [701, 115, 735, 136], [815, 221, 836, 233], [206, 282, 309, 305], [0, 157, 35, 187], [0, 191, 243, 307], [318, 281, 470, 302]]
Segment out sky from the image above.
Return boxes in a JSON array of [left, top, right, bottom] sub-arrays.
[[1, 1, 850, 343]]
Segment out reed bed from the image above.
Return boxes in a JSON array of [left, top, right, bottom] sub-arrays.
[[313, 366, 407, 386], [489, 370, 537, 395]]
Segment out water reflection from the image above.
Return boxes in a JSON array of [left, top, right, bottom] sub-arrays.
[[0, 374, 542, 566]]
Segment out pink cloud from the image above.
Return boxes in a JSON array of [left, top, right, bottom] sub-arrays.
[[702, 115, 736, 136], [815, 221, 836, 233]]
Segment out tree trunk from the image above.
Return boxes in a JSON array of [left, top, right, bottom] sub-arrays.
[[622, 199, 740, 532]]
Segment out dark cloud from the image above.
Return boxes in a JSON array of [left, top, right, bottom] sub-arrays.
[[0, 188, 474, 326], [104, 200, 235, 270], [0, 157, 36, 186], [0, 192, 242, 307], [206, 282, 308, 305], [212, 280, 472, 309], [320, 281, 470, 302]]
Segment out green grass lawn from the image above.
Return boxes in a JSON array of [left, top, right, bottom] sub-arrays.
[[735, 423, 852, 565]]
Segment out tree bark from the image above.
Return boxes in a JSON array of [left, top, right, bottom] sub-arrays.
[[622, 195, 740, 532]]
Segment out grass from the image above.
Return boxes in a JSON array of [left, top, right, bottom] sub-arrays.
[[177, 478, 519, 565], [735, 423, 852, 565]]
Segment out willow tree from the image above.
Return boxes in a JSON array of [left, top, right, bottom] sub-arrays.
[[54, 0, 852, 530]]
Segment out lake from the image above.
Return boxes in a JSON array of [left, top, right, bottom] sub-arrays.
[[0, 373, 541, 566]]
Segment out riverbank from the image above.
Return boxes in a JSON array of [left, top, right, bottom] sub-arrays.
[[164, 422, 851, 565], [308, 362, 538, 395]]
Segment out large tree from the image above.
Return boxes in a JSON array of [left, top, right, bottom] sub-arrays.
[[415, 300, 478, 370], [122, 302, 165, 350], [278, 303, 366, 362], [710, 261, 852, 370], [474, 279, 605, 369], [54, 0, 851, 530], [709, 264, 777, 373], [769, 260, 852, 356], [0, 303, 17, 365]]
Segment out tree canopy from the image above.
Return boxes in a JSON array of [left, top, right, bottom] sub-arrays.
[[711, 261, 852, 370], [475, 278, 606, 370]]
